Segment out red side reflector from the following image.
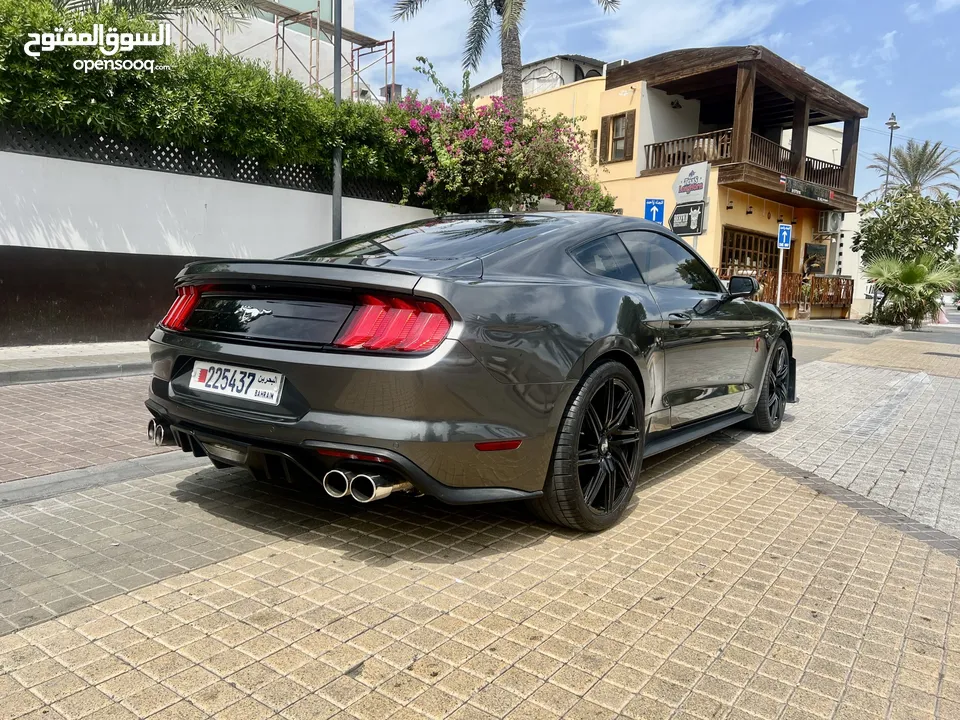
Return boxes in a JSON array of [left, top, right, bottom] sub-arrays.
[[334, 295, 451, 353], [475, 440, 523, 452], [314, 447, 387, 463], [159, 284, 214, 331]]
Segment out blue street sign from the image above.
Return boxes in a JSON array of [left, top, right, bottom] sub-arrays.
[[777, 223, 792, 250], [644, 198, 665, 225]]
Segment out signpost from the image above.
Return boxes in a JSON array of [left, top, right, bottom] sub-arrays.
[[776, 223, 792, 306], [669, 202, 706, 237], [644, 199, 665, 225]]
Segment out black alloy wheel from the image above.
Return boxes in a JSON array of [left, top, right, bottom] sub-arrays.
[[749, 338, 789, 432], [532, 361, 644, 531]]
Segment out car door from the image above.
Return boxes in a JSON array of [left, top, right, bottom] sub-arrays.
[[618, 230, 759, 427]]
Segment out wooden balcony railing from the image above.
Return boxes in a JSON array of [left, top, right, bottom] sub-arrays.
[[810, 275, 854, 307], [805, 157, 844, 190], [716, 267, 801, 306], [748, 134, 792, 176], [645, 130, 847, 191], [644, 129, 732, 171]]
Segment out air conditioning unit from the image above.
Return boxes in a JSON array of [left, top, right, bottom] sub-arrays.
[[818, 211, 843, 233]]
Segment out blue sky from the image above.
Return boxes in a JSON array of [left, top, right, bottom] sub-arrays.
[[356, 0, 960, 195]]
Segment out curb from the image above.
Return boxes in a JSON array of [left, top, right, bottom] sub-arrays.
[[0, 452, 207, 507], [788, 324, 900, 339], [0, 360, 152, 387]]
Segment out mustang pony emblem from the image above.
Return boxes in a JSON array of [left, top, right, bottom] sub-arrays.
[[237, 306, 272, 323]]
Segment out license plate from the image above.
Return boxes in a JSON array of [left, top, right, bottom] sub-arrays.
[[188, 362, 284, 405]]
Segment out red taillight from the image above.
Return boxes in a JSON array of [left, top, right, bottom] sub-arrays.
[[334, 295, 451, 353], [159, 285, 208, 331]]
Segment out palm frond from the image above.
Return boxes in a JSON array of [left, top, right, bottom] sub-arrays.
[[869, 139, 960, 197], [594, 0, 619, 10], [498, 0, 524, 37], [392, 0, 431, 22], [464, 0, 494, 70], [62, 0, 255, 29]]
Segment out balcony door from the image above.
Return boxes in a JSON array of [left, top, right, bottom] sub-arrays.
[[720, 227, 794, 275]]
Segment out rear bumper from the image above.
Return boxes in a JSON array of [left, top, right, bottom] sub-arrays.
[[146, 329, 573, 499]]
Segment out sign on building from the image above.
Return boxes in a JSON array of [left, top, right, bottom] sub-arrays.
[[670, 202, 706, 236], [672, 162, 710, 203]]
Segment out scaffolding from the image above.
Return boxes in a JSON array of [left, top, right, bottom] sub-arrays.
[[172, 0, 396, 103]]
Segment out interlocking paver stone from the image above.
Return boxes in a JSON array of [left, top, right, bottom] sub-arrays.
[[0, 376, 166, 483], [732, 359, 960, 537], [0, 439, 956, 719]]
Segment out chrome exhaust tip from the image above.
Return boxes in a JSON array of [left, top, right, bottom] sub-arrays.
[[149, 419, 174, 447], [349, 474, 413, 504], [322, 469, 353, 498], [147, 419, 157, 442]]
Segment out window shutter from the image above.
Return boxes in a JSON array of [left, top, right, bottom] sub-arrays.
[[623, 110, 636, 162], [599, 117, 611, 165], [589, 130, 598, 166]]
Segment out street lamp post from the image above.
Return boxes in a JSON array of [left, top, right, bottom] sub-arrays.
[[331, 0, 343, 242], [873, 112, 900, 317], [882, 112, 900, 197]]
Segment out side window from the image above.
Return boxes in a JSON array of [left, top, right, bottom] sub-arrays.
[[619, 231, 722, 292], [570, 235, 642, 283]]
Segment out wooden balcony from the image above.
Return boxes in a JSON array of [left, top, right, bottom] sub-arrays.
[[716, 267, 854, 316], [644, 132, 845, 191]]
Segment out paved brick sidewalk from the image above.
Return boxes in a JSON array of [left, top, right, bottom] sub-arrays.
[[0, 441, 958, 720], [0, 377, 167, 483], [0, 342, 150, 386], [820, 338, 960, 379], [733, 359, 960, 539]]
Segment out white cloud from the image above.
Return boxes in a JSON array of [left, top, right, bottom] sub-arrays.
[[751, 31, 791, 50], [805, 56, 864, 100], [944, 84, 960, 100], [912, 106, 960, 126], [594, 0, 782, 60], [906, 0, 960, 21]]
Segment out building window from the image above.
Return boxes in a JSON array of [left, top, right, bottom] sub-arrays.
[[589, 130, 598, 165], [721, 228, 786, 273], [599, 110, 635, 164]]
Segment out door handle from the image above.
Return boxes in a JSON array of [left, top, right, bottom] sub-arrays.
[[668, 313, 692, 328]]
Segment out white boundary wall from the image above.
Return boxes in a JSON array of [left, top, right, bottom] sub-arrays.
[[0, 152, 432, 258]]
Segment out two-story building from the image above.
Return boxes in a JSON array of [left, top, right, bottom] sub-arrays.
[[484, 45, 869, 318]]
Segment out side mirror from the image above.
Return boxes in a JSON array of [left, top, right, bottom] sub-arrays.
[[728, 275, 760, 298]]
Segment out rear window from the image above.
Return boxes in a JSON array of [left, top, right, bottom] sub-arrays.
[[283, 216, 559, 261]]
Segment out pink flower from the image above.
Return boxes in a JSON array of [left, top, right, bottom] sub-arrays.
[[420, 136, 430, 145], [481, 137, 494, 151], [427, 169, 436, 181], [504, 139, 513, 147], [409, 118, 424, 133], [395, 128, 407, 137], [459, 127, 478, 140]]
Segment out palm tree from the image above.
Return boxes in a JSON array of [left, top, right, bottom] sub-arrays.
[[867, 139, 960, 197], [55, 0, 256, 30], [392, 0, 619, 104], [865, 253, 959, 328]]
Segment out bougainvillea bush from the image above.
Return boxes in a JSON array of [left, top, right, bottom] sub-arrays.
[[384, 59, 616, 215]]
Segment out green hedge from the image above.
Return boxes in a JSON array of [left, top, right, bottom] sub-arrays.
[[0, 0, 405, 178]]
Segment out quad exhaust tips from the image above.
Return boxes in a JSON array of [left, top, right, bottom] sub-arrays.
[[147, 419, 175, 447], [321, 468, 413, 503], [321, 469, 353, 498], [349, 473, 413, 504]]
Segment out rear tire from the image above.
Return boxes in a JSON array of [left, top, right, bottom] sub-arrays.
[[531, 361, 644, 532], [749, 338, 789, 432]]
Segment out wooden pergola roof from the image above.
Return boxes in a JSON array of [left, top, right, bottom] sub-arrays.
[[606, 46, 869, 128]]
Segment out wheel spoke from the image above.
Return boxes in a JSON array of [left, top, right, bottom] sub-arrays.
[[605, 380, 617, 428], [607, 393, 633, 433], [577, 448, 601, 466], [585, 405, 603, 441], [582, 466, 606, 506], [604, 464, 617, 510], [611, 447, 633, 484], [611, 429, 641, 447]]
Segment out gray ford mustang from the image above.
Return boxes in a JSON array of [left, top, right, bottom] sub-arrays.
[[145, 212, 796, 531]]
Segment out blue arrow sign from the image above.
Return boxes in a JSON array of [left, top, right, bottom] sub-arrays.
[[644, 198, 665, 225], [777, 223, 792, 250]]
